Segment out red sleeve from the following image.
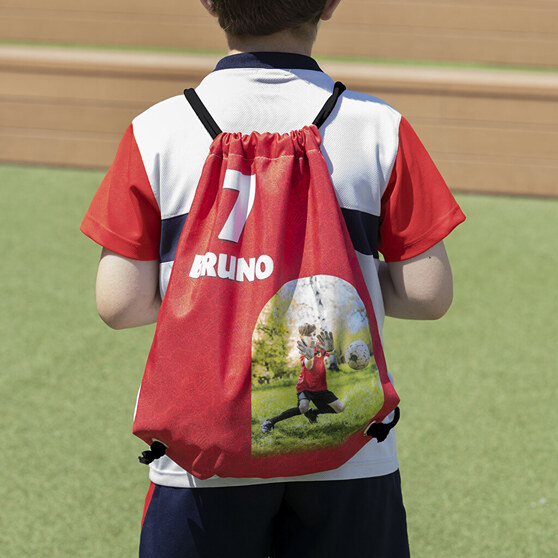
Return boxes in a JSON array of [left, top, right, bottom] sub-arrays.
[[80, 124, 161, 260], [378, 117, 465, 262]]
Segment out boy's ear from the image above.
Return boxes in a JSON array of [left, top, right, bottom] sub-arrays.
[[321, 0, 342, 21], [200, 0, 218, 17]]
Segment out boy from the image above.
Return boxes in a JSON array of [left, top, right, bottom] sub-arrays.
[[261, 325, 344, 433], [81, 0, 465, 556]]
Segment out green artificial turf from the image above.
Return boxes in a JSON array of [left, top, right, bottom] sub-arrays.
[[384, 193, 558, 557], [0, 165, 154, 557], [0, 164, 556, 556]]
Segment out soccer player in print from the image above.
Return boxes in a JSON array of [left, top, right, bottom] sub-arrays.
[[261, 323, 345, 433]]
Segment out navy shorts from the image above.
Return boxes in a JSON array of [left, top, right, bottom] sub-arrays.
[[139, 471, 410, 558], [298, 389, 338, 411]]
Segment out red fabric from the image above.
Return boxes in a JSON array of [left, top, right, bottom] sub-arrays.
[[132, 126, 399, 479], [141, 482, 156, 528], [80, 124, 161, 261], [379, 118, 466, 262], [296, 352, 329, 392]]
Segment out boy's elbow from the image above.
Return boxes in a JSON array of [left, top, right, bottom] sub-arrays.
[[384, 240, 456, 321], [99, 314, 127, 330], [94, 252, 161, 329], [423, 299, 452, 320], [97, 301, 128, 330], [96, 291, 161, 329], [419, 285, 453, 320]]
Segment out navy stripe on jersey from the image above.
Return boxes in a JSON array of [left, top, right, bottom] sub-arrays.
[[159, 209, 378, 263], [214, 52, 322, 72], [341, 208, 379, 258], [160, 213, 187, 263]]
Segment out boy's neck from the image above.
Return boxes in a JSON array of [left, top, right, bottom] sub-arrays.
[[226, 27, 316, 57]]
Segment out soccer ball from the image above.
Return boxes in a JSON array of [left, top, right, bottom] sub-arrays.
[[344, 340, 371, 370]]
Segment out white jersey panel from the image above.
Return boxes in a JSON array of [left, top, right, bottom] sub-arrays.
[[133, 68, 401, 222], [133, 96, 213, 220]]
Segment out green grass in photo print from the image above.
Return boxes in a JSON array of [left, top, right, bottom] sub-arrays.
[[251, 366, 383, 456]]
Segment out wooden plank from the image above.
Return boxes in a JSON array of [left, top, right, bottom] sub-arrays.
[[0, 70, 180, 105], [0, 98, 136, 134], [439, 96, 558, 127], [315, 26, 558, 67], [0, 46, 219, 77], [434, 155, 558, 197], [0, 11, 225, 51], [0, 0, 206, 17], [332, 1, 558, 34], [377, 92, 558, 127], [400, 0, 558, 7], [4, 0, 557, 34], [0, 127, 120, 168], [415, 122, 558, 160], [0, 68, 204, 107], [321, 60, 558, 99]]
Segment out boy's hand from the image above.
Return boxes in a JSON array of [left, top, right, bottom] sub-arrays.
[[297, 339, 315, 360], [317, 330, 334, 352]]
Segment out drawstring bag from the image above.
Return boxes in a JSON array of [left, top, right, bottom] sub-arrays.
[[133, 82, 400, 480]]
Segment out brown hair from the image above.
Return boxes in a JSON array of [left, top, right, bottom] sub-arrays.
[[298, 323, 317, 337], [209, 0, 328, 36]]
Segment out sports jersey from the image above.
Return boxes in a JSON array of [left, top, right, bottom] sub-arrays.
[[81, 52, 465, 488], [297, 350, 329, 393]]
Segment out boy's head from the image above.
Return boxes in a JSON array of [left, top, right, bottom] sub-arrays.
[[203, 0, 336, 38], [299, 323, 317, 349]]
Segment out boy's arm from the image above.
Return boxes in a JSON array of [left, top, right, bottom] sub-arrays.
[[378, 240, 453, 320], [95, 248, 161, 330]]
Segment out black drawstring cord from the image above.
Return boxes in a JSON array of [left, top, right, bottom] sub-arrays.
[[137, 409, 399, 465], [138, 441, 167, 465], [365, 407, 400, 442]]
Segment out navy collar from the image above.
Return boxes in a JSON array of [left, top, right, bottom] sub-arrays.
[[214, 52, 322, 72]]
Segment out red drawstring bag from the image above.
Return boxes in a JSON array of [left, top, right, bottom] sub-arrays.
[[132, 83, 400, 479]]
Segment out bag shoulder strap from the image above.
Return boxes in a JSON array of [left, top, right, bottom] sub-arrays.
[[183, 88, 223, 139], [183, 81, 346, 139], [312, 81, 346, 128]]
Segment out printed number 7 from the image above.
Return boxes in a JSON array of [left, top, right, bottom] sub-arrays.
[[218, 169, 257, 243]]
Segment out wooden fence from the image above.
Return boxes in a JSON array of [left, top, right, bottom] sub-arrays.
[[1, 46, 556, 197], [1, 0, 557, 68], [1, 0, 557, 196]]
